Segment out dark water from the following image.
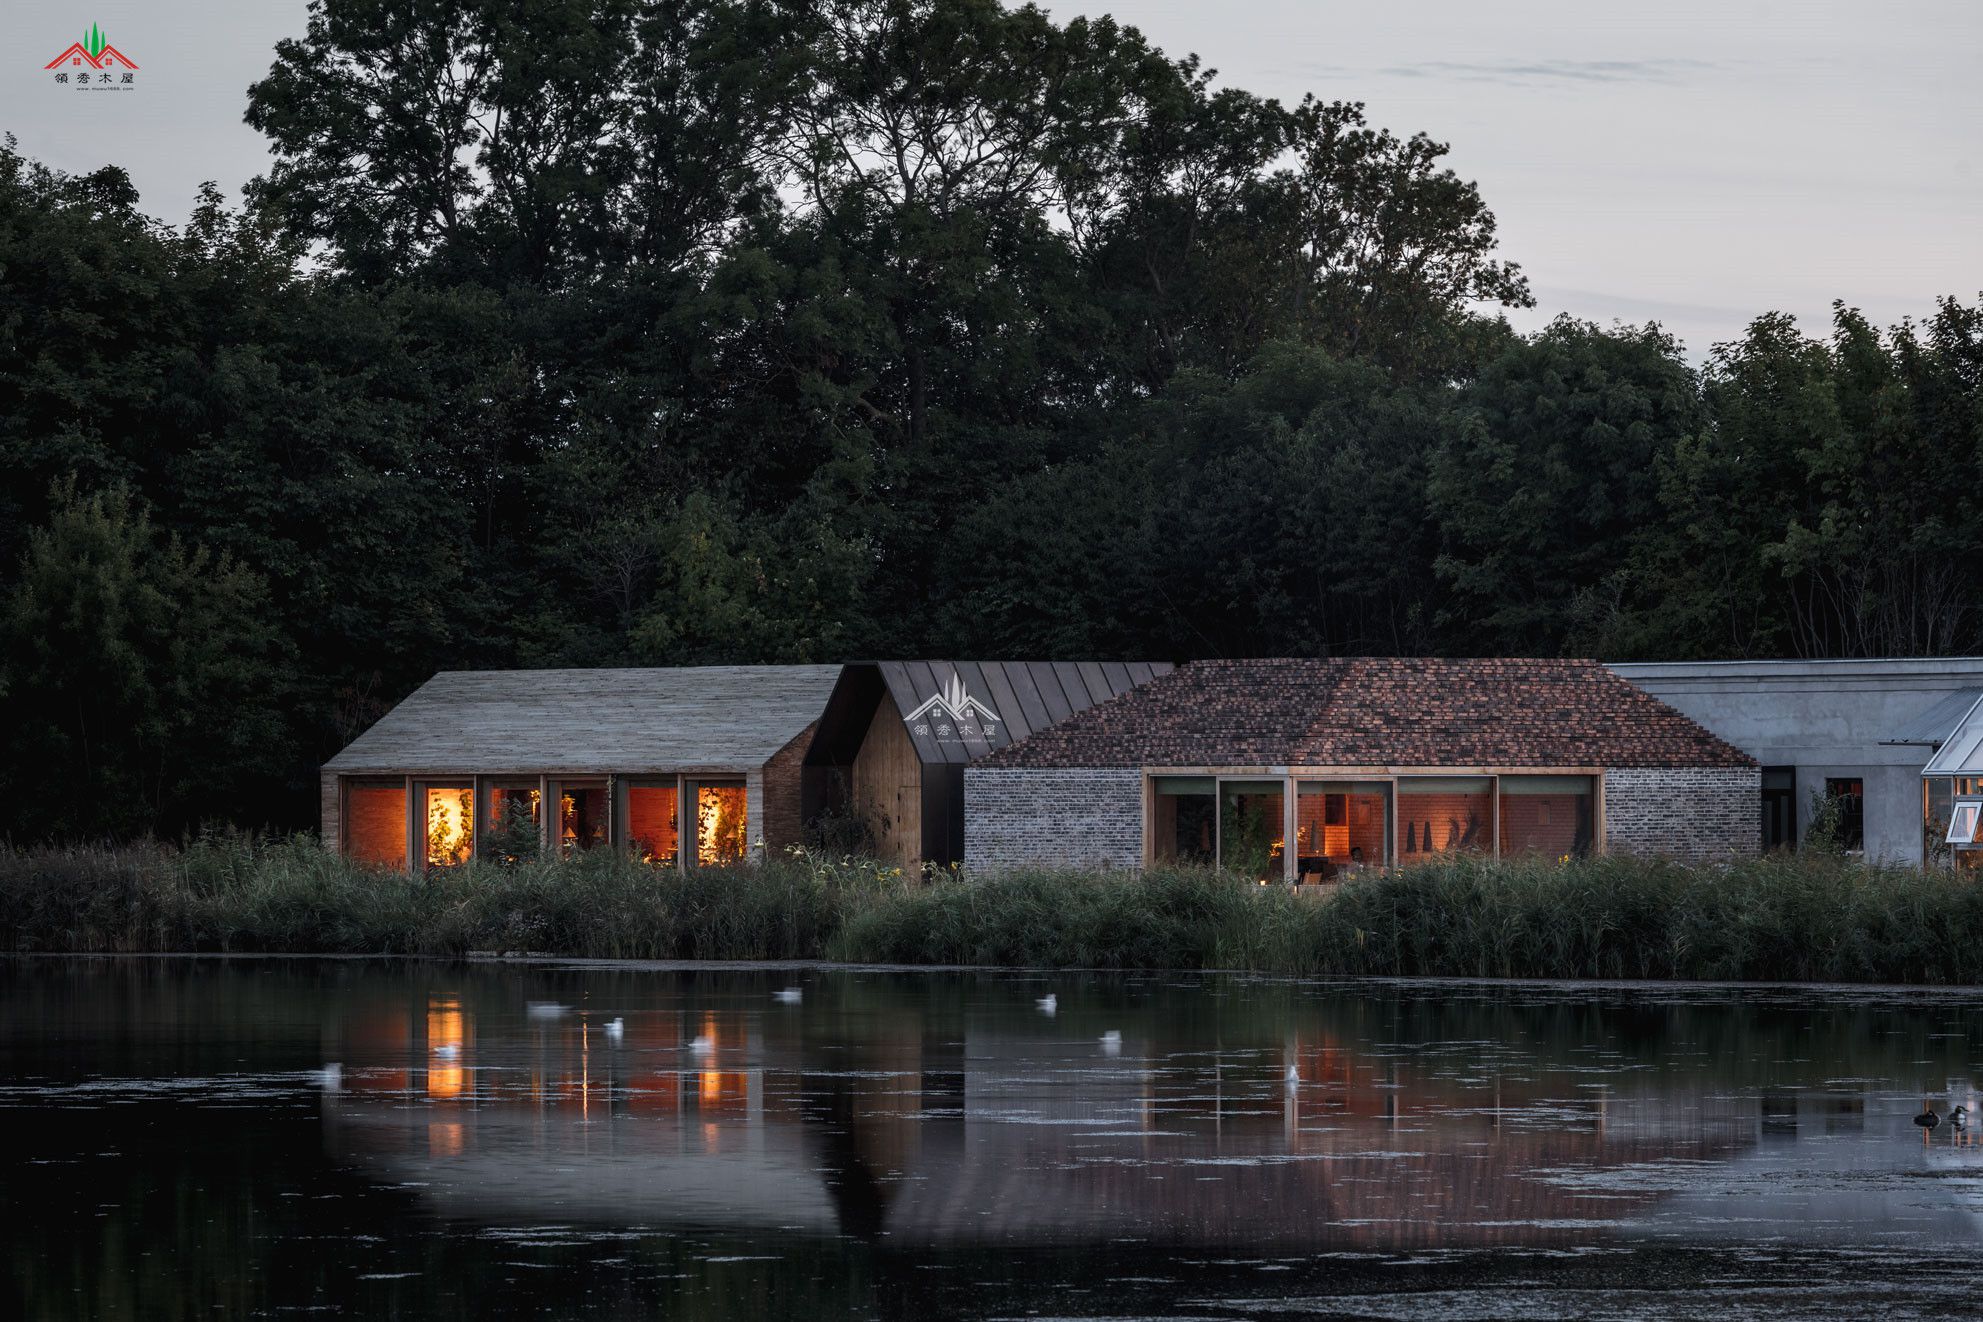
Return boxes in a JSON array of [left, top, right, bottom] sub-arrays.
[[6, 960, 1983, 1320]]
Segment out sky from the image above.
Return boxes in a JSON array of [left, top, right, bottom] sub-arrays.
[[3, 0, 1977, 358]]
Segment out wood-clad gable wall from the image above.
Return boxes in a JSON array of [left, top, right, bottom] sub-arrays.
[[851, 694, 923, 869]]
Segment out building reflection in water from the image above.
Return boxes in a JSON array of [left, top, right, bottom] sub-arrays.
[[317, 982, 1817, 1251]]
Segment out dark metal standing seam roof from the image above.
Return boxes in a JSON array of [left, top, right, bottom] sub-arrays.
[[874, 661, 1174, 765]]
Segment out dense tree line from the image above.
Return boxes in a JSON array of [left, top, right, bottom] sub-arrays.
[[1, 0, 1978, 840]]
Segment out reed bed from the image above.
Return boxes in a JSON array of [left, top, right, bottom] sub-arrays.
[[4, 835, 1983, 983]]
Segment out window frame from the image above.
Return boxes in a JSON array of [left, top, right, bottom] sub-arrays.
[[1141, 768, 1608, 879]]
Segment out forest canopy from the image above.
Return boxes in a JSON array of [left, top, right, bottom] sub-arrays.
[[1, 0, 1979, 841]]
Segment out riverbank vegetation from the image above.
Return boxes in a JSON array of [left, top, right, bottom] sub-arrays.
[[1, 0, 1980, 843], [7, 837, 1983, 984]]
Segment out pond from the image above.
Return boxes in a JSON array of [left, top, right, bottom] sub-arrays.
[[5, 958, 1983, 1319]]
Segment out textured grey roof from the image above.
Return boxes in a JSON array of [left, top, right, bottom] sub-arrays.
[[879, 661, 1173, 765], [324, 666, 842, 775]]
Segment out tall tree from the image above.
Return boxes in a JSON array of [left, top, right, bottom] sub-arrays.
[[0, 483, 290, 839]]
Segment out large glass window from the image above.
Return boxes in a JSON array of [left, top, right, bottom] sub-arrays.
[[1151, 776, 1217, 866], [1294, 781, 1389, 882], [1397, 777, 1494, 860], [1219, 779, 1285, 883], [690, 779, 748, 865], [555, 780, 610, 855], [344, 780, 407, 868], [481, 779, 542, 862], [1498, 775, 1595, 860], [625, 780, 681, 866], [423, 783, 474, 868]]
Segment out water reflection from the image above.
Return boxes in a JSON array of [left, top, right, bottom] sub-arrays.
[[8, 960, 1983, 1318]]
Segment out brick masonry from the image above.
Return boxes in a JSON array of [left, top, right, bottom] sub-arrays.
[[965, 768, 1144, 873], [756, 722, 815, 854], [1603, 767, 1761, 860]]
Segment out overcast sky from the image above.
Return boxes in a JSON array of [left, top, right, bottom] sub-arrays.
[[4, 0, 1976, 357]]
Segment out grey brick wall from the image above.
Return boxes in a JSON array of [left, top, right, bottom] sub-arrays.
[[965, 768, 1143, 873], [1604, 767, 1760, 860]]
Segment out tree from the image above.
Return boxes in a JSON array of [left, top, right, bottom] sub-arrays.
[[1430, 318, 1699, 656], [0, 483, 291, 840]]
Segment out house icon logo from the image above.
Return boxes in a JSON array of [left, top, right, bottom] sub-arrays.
[[904, 671, 1002, 743], [45, 23, 138, 87]]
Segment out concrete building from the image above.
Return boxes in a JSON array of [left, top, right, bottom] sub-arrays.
[[1612, 659, 1983, 866]]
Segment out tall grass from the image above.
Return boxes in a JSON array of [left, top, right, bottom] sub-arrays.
[[6, 836, 1983, 983]]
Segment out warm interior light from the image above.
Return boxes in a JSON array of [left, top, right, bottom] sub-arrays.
[[696, 784, 747, 865], [426, 788, 472, 867]]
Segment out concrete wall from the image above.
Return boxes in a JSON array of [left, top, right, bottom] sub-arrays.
[[1613, 659, 1983, 864], [964, 768, 1143, 873], [1604, 767, 1762, 861]]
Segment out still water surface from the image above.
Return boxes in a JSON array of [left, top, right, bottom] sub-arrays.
[[6, 958, 1983, 1319]]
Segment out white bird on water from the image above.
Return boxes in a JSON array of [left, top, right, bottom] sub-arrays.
[[314, 1063, 343, 1092], [432, 1044, 460, 1060], [1099, 1030, 1122, 1056], [603, 1017, 625, 1042], [526, 1001, 569, 1019], [691, 1034, 716, 1057], [774, 987, 804, 1005], [1036, 994, 1057, 1016]]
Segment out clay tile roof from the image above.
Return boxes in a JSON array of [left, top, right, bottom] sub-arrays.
[[976, 658, 1755, 770]]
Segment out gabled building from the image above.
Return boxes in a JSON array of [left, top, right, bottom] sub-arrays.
[[802, 662, 1173, 869], [965, 658, 1758, 878], [321, 666, 840, 870]]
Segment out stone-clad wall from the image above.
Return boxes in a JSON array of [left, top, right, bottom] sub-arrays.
[[965, 768, 1143, 873], [1604, 767, 1760, 860]]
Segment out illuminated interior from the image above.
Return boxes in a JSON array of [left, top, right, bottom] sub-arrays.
[[626, 782, 680, 865], [694, 781, 748, 866], [1396, 777, 1495, 860], [344, 781, 407, 868], [559, 782, 609, 854], [484, 781, 541, 859], [1498, 775, 1594, 859], [1218, 779, 1284, 883], [1294, 781, 1390, 881], [425, 785, 474, 867]]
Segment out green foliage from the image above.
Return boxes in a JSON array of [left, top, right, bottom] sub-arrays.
[[1, 1, 1980, 843], [8, 841, 1983, 985], [0, 481, 291, 840], [479, 797, 543, 866]]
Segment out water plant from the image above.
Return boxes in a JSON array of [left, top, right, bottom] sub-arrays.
[[6, 835, 1983, 984]]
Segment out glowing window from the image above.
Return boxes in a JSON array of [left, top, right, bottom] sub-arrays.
[[692, 780, 748, 865], [425, 785, 473, 867]]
